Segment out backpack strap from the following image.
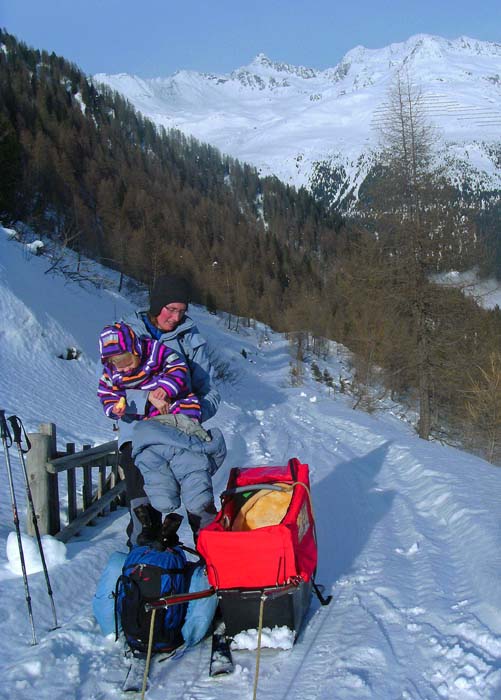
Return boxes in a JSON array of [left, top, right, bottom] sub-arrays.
[[179, 544, 202, 560], [114, 574, 124, 641]]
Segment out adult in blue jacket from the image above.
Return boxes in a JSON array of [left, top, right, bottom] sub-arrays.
[[118, 275, 221, 546]]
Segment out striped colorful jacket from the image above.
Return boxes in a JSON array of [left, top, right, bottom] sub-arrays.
[[97, 338, 201, 422]]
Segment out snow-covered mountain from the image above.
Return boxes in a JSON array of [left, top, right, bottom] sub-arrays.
[[95, 34, 501, 208]]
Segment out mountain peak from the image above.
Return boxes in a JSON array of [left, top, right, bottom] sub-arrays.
[[245, 53, 317, 80], [251, 52, 273, 66], [339, 33, 501, 69]]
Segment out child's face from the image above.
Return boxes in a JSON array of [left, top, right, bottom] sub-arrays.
[[110, 352, 140, 373]]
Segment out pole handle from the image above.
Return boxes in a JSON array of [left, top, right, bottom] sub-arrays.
[[8, 415, 31, 452], [0, 410, 12, 445]]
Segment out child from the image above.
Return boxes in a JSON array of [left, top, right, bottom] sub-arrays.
[[98, 321, 201, 423]]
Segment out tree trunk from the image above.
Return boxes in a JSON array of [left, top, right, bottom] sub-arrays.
[[416, 303, 431, 440]]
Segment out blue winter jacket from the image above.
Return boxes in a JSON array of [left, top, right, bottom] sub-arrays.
[[117, 311, 221, 447]]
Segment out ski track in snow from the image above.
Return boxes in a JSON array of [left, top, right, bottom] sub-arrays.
[[222, 391, 501, 700], [1, 229, 501, 699]]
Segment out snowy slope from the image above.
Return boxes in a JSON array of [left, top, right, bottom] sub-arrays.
[[1, 226, 501, 699], [95, 34, 501, 204]]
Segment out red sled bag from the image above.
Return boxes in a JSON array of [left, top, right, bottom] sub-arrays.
[[198, 458, 330, 643], [197, 458, 317, 590]]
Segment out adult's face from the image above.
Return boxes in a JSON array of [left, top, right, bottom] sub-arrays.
[[155, 303, 187, 332]]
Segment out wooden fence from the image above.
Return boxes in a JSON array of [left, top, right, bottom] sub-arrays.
[[26, 423, 126, 543]]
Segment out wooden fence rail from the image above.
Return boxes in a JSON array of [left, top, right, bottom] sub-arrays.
[[26, 422, 126, 543]]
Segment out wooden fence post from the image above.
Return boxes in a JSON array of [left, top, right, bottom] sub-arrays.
[[25, 423, 60, 536], [66, 443, 77, 524]]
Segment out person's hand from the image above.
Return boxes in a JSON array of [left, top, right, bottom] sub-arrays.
[[149, 388, 167, 400], [148, 391, 170, 414], [114, 397, 126, 417]]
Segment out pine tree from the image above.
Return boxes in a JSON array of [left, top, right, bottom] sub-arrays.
[[359, 71, 481, 438]]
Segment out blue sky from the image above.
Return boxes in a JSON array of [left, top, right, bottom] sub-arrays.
[[1, 0, 500, 77]]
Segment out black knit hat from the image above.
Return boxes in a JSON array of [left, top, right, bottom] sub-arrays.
[[149, 275, 191, 316]]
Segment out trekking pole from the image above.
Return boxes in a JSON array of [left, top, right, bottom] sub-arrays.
[[8, 414, 59, 630], [0, 409, 37, 645]]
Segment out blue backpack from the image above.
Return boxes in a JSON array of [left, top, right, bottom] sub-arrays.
[[115, 545, 190, 653]]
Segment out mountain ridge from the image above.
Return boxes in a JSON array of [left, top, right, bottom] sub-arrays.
[[94, 33, 501, 207]]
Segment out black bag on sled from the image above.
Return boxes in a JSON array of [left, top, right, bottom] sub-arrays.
[[115, 544, 190, 653]]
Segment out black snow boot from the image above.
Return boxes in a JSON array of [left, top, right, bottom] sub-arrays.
[[159, 513, 184, 549], [187, 503, 217, 543], [133, 504, 162, 548]]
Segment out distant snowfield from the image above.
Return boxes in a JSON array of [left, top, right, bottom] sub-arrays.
[[1, 226, 501, 699], [95, 34, 501, 197], [434, 270, 501, 309]]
